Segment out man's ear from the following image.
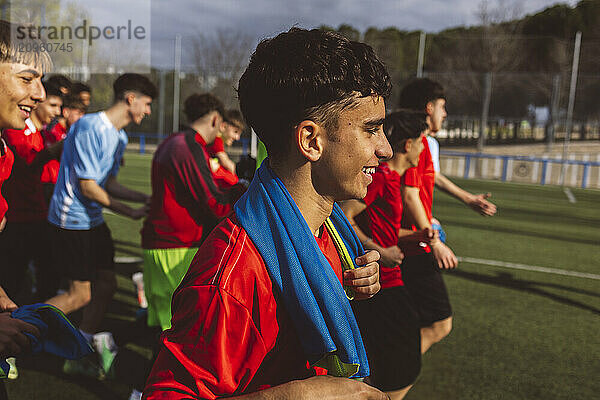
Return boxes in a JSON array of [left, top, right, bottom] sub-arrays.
[[295, 120, 324, 162], [425, 101, 434, 116], [403, 138, 413, 154], [125, 92, 136, 106]]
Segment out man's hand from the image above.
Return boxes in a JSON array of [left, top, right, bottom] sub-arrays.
[[294, 376, 389, 400], [378, 245, 404, 268], [467, 193, 497, 216], [430, 241, 458, 269], [129, 205, 149, 220], [0, 216, 5, 232], [345, 250, 381, 300], [0, 286, 17, 312], [0, 294, 17, 312], [233, 375, 389, 399], [0, 312, 40, 359]]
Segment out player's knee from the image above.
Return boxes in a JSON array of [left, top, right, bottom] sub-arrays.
[[433, 317, 452, 341], [71, 284, 92, 309]]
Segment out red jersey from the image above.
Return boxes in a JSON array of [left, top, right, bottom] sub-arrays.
[[354, 163, 404, 289], [143, 216, 343, 399], [0, 138, 15, 221], [40, 120, 67, 184], [212, 164, 239, 189], [401, 135, 434, 256], [141, 130, 244, 249], [206, 136, 225, 157], [2, 119, 48, 222]]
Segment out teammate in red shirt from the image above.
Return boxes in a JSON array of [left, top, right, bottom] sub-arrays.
[[0, 81, 63, 302], [0, 19, 50, 396], [342, 110, 433, 399], [144, 28, 392, 399], [206, 109, 246, 189], [141, 93, 245, 331]]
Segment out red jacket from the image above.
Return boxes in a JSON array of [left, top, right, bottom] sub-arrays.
[[143, 216, 343, 399]]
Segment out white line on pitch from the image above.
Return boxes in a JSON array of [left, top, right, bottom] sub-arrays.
[[114, 256, 143, 263], [458, 256, 600, 280], [563, 187, 577, 203]]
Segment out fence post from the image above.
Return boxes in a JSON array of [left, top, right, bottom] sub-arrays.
[[581, 163, 589, 188], [464, 155, 471, 179], [540, 160, 548, 185], [140, 135, 145, 154], [501, 156, 509, 182]]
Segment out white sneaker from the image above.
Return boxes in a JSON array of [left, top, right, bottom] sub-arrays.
[[92, 331, 118, 377], [128, 389, 143, 400], [6, 357, 17, 379]]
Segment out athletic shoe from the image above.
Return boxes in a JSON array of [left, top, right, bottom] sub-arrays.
[[132, 272, 148, 308], [6, 357, 17, 380], [92, 331, 118, 377], [128, 389, 143, 400], [63, 357, 105, 380]]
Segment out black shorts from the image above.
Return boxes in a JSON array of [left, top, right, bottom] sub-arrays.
[[352, 286, 421, 391], [50, 222, 115, 282], [0, 221, 52, 299], [400, 253, 453, 327]]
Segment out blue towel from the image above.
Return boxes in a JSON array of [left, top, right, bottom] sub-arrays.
[[1, 304, 93, 378], [234, 161, 369, 378]]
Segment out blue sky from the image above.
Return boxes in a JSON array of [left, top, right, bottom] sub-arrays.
[[150, 0, 578, 39], [147, 0, 579, 68]]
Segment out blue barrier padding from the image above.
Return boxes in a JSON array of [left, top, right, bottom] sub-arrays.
[[540, 161, 548, 185]]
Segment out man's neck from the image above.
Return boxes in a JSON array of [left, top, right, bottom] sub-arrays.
[[189, 121, 215, 144], [271, 160, 333, 236], [387, 155, 410, 177], [103, 103, 131, 130]]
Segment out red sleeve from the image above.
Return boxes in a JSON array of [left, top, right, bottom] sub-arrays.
[[171, 138, 234, 218], [0, 143, 14, 220], [402, 166, 420, 188], [144, 285, 269, 400], [3, 129, 37, 164], [212, 137, 225, 154]]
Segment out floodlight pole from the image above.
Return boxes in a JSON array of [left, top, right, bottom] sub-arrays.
[[172, 34, 182, 134], [478, 72, 492, 152], [559, 31, 581, 186], [158, 70, 166, 138], [417, 31, 426, 78]]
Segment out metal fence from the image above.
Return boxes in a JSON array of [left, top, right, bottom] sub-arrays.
[[440, 150, 600, 189]]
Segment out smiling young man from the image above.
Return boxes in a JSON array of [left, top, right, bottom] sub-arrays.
[[0, 19, 50, 399], [143, 28, 392, 400], [0, 81, 64, 304], [46, 73, 156, 378]]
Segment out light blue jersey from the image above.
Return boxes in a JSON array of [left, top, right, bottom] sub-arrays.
[[48, 112, 127, 230], [427, 135, 440, 173]]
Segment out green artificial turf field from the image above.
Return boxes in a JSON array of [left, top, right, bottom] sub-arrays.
[[7, 152, 600, 399]]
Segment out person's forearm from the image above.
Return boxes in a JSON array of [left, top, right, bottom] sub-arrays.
[[434, 173, 472, 204], [401, 186, 431, 230], [105, 177, 149, 203], [216, 152, 236, 174], [80, 179, 138, 217]]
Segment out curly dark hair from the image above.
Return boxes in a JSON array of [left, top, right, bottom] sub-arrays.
[[398, 78, 445, 111], [384, 109, 428, 152], [113, 73, 157, 102], [238, 27, 391, 159], [42, 81, 63, 99], [183, 93, 224, 123]]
